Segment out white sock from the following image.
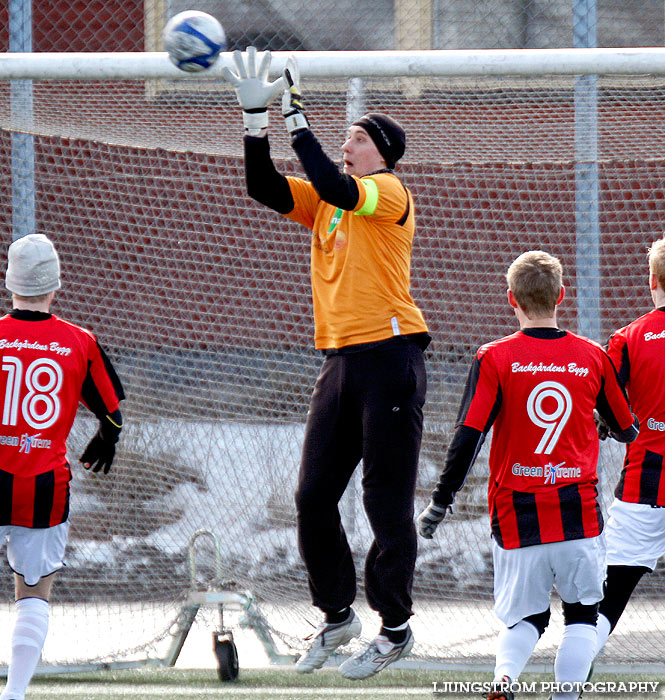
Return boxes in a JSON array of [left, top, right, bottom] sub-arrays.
[[494, 620, 540, 682], [593, 613, 611, 658], [553, 623, 597, 700], [382, 622, 408, 631], [1, 598, 49, 700]]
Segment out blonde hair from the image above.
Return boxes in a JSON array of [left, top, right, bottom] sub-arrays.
[[648, 236, 665, 289], [506, 250, 563, 318]]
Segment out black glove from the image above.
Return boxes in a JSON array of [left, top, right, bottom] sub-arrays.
[[80, 411, 122, 474], [80, 433, 116, 474]]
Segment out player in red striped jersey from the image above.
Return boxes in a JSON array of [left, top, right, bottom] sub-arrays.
[[417, 251, 637, 700], [0, 234, 124, 700], [593, 236, 665, 661]]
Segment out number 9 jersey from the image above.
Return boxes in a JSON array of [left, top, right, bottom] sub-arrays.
[[434, 328, 637, 549], [0, 310, 124, 527]]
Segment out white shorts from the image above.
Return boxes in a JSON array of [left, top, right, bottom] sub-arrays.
[[605, 499, 665, 571], [493, 536, 605, 628], [0, 522, 69, 586]]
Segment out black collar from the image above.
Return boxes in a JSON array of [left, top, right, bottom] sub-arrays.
[[521, 327, 567, 339], [362, 168, 393, 177], [10, 309, 52, 321]]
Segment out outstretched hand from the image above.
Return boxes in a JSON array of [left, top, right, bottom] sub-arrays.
[[282, 55, 309, 135], [222, 46, 286, 135]]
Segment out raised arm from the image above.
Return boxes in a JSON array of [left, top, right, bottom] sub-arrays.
[[223, 47, 294, 213], [244, 136, 294, 214], [281, 56, 360, 210]]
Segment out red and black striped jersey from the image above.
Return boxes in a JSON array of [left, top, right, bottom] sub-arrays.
[[607, 307, 665, 505], [432, 328, 636, 549], [0, 311, 124, 527]]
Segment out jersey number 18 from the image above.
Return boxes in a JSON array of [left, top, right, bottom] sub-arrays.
[[1, 356, 63, 430]]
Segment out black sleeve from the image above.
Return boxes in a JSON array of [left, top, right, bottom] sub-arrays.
[[99, 344, 125, 401], [611, 416, 639, 443], [244, 135, 295, 214], [454, 357, 482, 427], [290, 130, 360, 210], [616, 341, 631, 387], [99, 408, 123, 443], [432, 356, 501, 508], [81, 342, 125, 422], [432, 425, 486, 508], [595, 377, 639, 444], [454, 355, 503, 431]]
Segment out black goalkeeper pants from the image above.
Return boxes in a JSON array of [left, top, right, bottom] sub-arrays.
[[295, 337, 427, 629]]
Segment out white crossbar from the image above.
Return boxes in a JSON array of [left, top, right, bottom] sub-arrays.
[[2, 47, 665, 80]]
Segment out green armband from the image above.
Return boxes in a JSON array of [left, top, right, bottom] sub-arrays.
[[354, 178, 379, 216]]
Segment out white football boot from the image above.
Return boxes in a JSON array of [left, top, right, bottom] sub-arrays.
[[338, 625, 414, 679], [295, 609, 362, 674]]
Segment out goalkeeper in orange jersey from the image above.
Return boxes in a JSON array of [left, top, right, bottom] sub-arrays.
[[224, 48, 430, 679], [0, 234, 124, 700]]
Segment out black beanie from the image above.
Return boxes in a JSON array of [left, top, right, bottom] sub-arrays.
[[352, 113, 406, 169]]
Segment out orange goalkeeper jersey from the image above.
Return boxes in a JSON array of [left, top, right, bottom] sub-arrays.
[[284, 172, 428, 350]]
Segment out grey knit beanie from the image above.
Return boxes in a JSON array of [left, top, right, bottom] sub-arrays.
[[5, 234, 61, 296]]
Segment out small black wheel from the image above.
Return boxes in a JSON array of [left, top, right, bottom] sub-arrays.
[[213, 634, 239, 681]]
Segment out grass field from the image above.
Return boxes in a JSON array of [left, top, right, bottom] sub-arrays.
[[22, 667, 665, 700]]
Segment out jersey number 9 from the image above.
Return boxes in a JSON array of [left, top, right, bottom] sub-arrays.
[[526, 380, 572, 455]]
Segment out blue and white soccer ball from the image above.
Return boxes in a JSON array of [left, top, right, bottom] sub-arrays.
[[163, 10, 227, 73]]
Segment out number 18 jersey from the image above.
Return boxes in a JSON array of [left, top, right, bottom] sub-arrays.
[[461, 328, 635, 549], [0, 311, 123, 527]]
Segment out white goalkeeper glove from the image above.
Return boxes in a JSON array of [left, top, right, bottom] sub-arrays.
[[282, 55, 309, 135], [222, 46, 286, 136], [417, 501, 450, 539]]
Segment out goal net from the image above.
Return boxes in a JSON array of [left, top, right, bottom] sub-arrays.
[[1, 48, 665, 672]]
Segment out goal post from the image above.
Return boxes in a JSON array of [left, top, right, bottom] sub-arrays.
[[4, 47, 665, 79], [1, 48, 665, 673]]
